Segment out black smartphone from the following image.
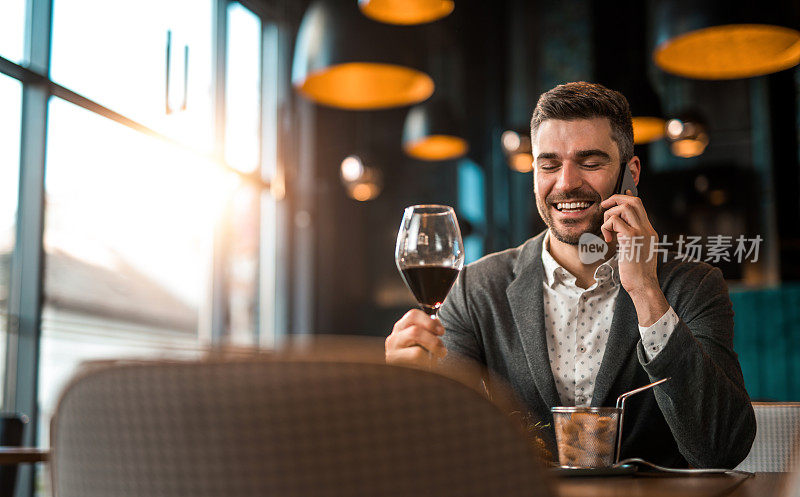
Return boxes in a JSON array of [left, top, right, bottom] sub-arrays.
[[614, 163, 638, 197]]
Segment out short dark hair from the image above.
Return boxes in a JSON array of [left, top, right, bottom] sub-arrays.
[[530, 82, 634, 163]]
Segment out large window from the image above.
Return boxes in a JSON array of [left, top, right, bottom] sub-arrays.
[[50, 0, 215, 150], [0, 3, 285, 494], [0, 74, 23, 406], [0, 0, 26, 63], [36, 99, 239, 488], [38, 98, 240, 440], [38, 0, 278, 431]]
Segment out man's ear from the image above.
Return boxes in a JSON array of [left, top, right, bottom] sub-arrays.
[[628, 156, 642, 186]]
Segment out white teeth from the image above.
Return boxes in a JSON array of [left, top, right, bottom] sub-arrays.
[[556, 201, 591, 211]]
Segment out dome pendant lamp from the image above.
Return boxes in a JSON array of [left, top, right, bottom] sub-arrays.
[[292, 1, 435, 110], [358, 0, 454, 26], [651, 0, 800, 79], [402, 98, 468, 161], [632, 117, 666, 144]]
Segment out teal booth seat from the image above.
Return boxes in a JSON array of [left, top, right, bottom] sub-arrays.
[[731, 284, 800, 402]]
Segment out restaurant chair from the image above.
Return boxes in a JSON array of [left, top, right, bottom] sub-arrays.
[[50, 356, 550, 497], [735, 402, 800, 472], [780, 429, 800, 497]]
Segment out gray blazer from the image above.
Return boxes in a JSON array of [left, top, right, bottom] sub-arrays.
[[439, 231, 755, 468]]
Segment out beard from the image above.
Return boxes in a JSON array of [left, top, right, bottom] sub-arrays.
[[536, 187, 605, 245]]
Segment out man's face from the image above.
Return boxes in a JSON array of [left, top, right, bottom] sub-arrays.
[[532, 118, 624, 245]]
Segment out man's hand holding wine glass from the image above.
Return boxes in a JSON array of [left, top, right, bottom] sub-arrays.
[[386, 205, 464, 369], [385, 309, 448, 367]]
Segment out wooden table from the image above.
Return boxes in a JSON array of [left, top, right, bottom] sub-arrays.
[[555, 472, 786, 497], [0, 448, 50, 465]]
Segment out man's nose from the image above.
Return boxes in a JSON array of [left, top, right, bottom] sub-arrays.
[[554, 162, 583, 191]]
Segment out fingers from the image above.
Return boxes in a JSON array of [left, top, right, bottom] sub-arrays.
[[386, 309, 448, 367], [601, 192, 656, 244], [602, 204, 641, 228], [600, 214, 633, 243], [602, 215, 656, 263], [385, 345, 434, 368], [392, 309, 445, 336], [392, 325, 447, 357], [600, 191, 643, 210]]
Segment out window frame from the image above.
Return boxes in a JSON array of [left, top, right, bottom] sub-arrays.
[[0, 0, 285, 494]]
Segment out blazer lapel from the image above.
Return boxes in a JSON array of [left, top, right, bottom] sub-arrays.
[[506, 234, 561, 408], [591, 288, 640, 407]]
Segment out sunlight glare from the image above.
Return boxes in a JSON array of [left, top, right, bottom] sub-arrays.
[[0, 75, 21, 253], [225, 3, 262, 173], [45, 98, 238, 306], [0, 0, 26, 63]]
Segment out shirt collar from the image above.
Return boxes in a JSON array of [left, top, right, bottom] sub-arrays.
[[541, 231, 620, 289], [541, 233, 565, 288]]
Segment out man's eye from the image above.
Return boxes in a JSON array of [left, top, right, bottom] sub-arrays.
[[539, 163, 559, 171], [582, 163, 602, 168]]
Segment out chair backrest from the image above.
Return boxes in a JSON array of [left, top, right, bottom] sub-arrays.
[[735, 402, 800, 472], [779, 428, 800, 497], [51, 358, 550, 497]]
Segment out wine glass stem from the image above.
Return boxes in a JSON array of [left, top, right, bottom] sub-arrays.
[[423, 308, 440, 368], [423, 309, 439, 320], [421, 303, 440, 318]]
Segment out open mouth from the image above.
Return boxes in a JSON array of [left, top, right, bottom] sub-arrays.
[[553, 201, 594, 213]]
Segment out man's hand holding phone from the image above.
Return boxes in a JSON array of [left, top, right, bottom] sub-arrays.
[[600, 187, 669, 328]]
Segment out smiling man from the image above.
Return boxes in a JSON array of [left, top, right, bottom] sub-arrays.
[[385, 82, 756, 468]]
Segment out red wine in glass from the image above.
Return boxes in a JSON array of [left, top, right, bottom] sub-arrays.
[[395, 205, 465, 318], [399, 266, 460, 316]]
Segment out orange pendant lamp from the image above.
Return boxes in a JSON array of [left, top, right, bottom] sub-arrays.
[[652, 1, 800, 79], [358, 0, 454, 25], [402, 98, 468, 161], [292, 1, 434, 110], [632, 117, 665, 145]]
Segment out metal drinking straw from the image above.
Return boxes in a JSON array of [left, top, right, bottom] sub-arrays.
[[614, 377, 671, 464]]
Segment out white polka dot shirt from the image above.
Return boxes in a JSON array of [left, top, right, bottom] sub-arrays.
[[542, 234, 678, 407]]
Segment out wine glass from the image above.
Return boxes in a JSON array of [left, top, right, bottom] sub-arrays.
[[395, 205, 465, 320]]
